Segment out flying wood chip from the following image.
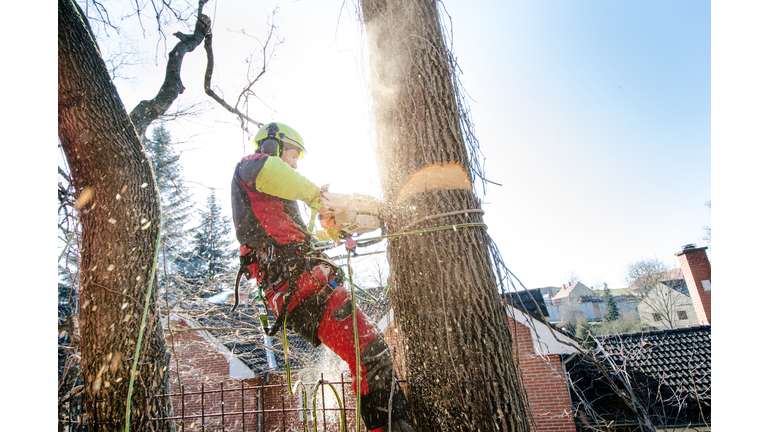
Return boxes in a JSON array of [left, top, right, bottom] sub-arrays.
[[74, 187, 94, 210]]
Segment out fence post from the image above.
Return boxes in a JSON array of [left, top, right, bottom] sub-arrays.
[[181, 384, 186, 432], [221, 382, 225, 429], [241, 380, 246, 432]]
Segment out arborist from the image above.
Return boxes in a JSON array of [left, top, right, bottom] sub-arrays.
[[230, 122, 413, 432]]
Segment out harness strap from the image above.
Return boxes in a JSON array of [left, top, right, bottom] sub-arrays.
[[231, 246, 262, 312], [267, 260, 307, 336], [234, 242, 344, 337]]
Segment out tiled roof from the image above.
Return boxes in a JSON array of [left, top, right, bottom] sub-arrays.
[[173, 286, 392, 376], [552, 282, 594, 300], [565, 325, 711, 428], [173, 301, 324, 375], [502, 289, 549, 319]]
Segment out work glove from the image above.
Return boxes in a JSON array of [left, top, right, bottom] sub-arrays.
[[315, 229, 341, 242]]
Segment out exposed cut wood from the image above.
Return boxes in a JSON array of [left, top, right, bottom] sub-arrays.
[[395, 162, 472, 203]]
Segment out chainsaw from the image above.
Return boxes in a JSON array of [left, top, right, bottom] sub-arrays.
[[318, 191, 384, 237]]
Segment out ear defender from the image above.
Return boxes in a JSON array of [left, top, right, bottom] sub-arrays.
[[260, 139, 280, 156]]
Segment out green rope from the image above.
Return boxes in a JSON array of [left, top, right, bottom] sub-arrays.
[[284, 319, 293, 395], [124, 214, 162, 432], [348, 249, 362, 432], [380, 222, 487, 241], [58, 217, 80, 263], [312, 379, 347, 432], [292, 381, 310, 432]]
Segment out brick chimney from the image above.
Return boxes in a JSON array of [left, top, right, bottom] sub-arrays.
[[675, 244, 711, 325]]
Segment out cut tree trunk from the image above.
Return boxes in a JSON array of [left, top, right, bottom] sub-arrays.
[[359, 0, 531, 431], [58, 0, 173, 429]]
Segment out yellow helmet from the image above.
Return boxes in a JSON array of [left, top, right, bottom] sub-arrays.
[[253, 122, 306, 159]]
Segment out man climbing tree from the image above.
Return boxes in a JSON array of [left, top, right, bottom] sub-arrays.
[[230, 122, 414, 432], [359, 0, 532, 430]]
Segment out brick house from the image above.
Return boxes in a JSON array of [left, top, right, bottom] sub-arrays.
[[377, 288, 582, 432], [165, 295, 364, 432]]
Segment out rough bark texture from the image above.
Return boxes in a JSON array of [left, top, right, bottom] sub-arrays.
[[360, 0, 532, 430], [58, 0, 173, 429]]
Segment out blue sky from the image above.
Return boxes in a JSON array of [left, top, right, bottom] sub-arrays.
[[83, 0, 714, 291], [443, 0, 712, 289]]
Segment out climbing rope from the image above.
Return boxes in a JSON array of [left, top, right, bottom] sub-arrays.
[[283, 319, 293, 395], [347, 247, 363, 432], [125, 213, 162, 432], [313, 222, 487, 253], [312, 379, 347, 432]]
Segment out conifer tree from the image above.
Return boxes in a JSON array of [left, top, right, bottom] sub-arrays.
[[603, 286, 621, 322], [143, 124, 195, 298], [144, 124, 195, 255], [178, 190, 235, 296]]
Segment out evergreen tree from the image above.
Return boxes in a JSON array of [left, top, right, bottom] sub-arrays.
[[177, 189, 235, 296], [602, 285, 621, 322], [143, 123, 195, 264]]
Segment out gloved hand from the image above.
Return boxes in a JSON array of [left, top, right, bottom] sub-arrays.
[[320, 213, 344, 231], [316, 229, 341, 242]]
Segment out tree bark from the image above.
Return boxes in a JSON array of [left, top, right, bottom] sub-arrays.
[[58, 0, 172, 429], [359, 1, 531, 430]]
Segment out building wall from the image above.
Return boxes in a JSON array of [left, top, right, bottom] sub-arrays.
[[636, 285, 698, 330], [507, 318, 577, 432]]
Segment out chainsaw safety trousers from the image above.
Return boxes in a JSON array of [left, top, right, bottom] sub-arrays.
[[316, 288, 409, 430], [255, 258, 410, 431]]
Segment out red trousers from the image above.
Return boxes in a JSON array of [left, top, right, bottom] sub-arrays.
[[253, 258, 408, 430]]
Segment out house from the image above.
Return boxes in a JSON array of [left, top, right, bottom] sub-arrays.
[[495, 244, 712, 431], [164, 295, 362, 431], [525, 285, 641, 327], [545, 282, 608, 323], [634, 270, 698, 329], [632, 245, 711, 329], [561, 243, 712, 431]]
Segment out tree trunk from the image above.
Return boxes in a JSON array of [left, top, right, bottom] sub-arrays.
[[359, 1, 531, 430], [58, 0, 172, 429]]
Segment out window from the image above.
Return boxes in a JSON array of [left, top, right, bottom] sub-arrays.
[[652, 313, 662, 322], [677, 310, 688, 320]]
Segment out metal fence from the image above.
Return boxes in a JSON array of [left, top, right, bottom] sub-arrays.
[[59, 373, 365, 432]]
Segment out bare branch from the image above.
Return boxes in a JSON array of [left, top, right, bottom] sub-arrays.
[[202, 31, 265, 129], [129, 0, 212, 137]]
